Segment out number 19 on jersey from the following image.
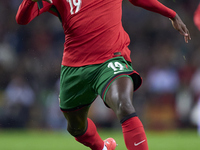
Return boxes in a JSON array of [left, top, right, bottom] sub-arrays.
[[66, 0, 82, 14]]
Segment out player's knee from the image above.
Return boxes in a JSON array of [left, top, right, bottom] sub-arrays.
[[110, 93, 135, 118], [67, 124, 87, 137], [67, 122, 87, 136], [117, 100, 134, 115]]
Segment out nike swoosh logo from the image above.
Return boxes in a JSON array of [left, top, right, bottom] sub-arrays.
[[114, 71, 123, 74], [134, 139, 146, 146]]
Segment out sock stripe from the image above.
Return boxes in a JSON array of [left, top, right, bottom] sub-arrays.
[[120, 112, 137, 124]]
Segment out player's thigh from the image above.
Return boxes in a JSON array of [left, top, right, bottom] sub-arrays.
[[105, 76, 135, 120], [105, 76, 134, 108], [63, 105, 90, 127]]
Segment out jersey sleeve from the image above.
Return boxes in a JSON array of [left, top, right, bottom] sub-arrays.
[[129, 0, 176, 19], [16, 0, 53, 25]]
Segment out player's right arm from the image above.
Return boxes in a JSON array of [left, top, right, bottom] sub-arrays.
[[16, 0, 53, 25]]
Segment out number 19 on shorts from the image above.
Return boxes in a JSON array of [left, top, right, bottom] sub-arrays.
[[108, 62, 124, 74]]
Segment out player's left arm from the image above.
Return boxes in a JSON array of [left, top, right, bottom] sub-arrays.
[[129, 0, 191, 43], [16, 0, 53, 25]]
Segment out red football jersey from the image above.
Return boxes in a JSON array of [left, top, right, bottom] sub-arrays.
[[16, 0, 131, 67], [16, 0, 176, 67]]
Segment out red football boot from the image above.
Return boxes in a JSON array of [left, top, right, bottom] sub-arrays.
[[104, 138, 117, 150]]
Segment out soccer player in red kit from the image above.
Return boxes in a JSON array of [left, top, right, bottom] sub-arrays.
[[16, 0, 191, 149]]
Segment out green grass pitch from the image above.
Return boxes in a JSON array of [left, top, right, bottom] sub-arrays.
[[0, 129, 199, 150]]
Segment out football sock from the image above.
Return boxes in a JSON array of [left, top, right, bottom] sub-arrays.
[[121, 113, 148, 150], [75, 118, 104, 150]]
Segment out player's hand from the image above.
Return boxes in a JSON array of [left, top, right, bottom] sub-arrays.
[[170, 14, 191, 43], [32, 0, 53, 3]]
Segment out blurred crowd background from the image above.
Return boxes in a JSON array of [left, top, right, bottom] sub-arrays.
[[0, 0, 200, 132]]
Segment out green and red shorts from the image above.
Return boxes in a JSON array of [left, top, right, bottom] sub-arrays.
[[59, 56, 142, 111]]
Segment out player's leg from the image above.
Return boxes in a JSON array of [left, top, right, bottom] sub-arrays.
[[62, 105, 106, 150], [59, 65, 107, 150], [62, 106, 90, 137], [105, 76, 135, 120], [105, 76, 148, 150]]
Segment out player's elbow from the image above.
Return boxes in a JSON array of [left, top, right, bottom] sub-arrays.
[[16, 17, 29, 25], [16, 20, 27, 25], [15, 13, 30, 25]]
